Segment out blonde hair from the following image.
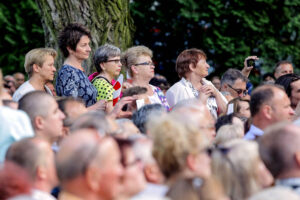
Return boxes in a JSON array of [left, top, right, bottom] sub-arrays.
[[121, 45, 153, 77], [214, 124, 244, 146], [212, 139, 262, 200], [148, 112, 208, 179], [24, 48, 57, 77]]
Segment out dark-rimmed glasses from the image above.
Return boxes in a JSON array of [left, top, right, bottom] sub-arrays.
[[106, 59, 121, 64], [227, 84, 248, 97], [134, 61, 155, 66]]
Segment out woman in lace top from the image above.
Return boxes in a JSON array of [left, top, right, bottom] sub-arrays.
[[166, 48, 227, 118]]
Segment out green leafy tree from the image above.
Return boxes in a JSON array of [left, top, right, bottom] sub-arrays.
[[131, 0, 300, 84], [0, 0, 44, 76]]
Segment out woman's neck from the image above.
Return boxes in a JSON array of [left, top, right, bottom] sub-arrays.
[[64, 56, 84, 71], [132, 76, 150, 87], [99, 71, 113, 82], [29, 75, 47, 91], [185, 73, 203, 90]]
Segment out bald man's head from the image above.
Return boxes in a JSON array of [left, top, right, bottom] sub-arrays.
[[259, 122, 300, 178]]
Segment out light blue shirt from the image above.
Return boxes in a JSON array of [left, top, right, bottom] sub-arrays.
[[244, 124, 264, 140], [0, 106, 34, 163]]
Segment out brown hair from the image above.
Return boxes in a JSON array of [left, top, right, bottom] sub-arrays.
[[176, 48, 206, 78]]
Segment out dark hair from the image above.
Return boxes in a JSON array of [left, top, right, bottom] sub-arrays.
[[132, 104, 166, 134], [221, 68, 248, 86], [122, 86, 147, 97], [114, 137, 134, 167], [57, 97, 85, 127], [58, 23, 91, 57], [215, 113, 236, 132], [93, 44, 121, 73], [262, 73, 275, 82], [250, 84, 284, 117], [176, 48, 207, 78], [274, 60, 293, 73], [275, 73, 300, 97]]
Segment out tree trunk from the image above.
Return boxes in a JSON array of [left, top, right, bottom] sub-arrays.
[[36, 0, 135, 74]]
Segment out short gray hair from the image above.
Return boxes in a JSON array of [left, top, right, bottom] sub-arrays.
[[70, 111, 111, 136], [93, 44, 121, 73], [5, 138, 49, 180], [18, 91, 54, 129], [221, 68, 248, 86]]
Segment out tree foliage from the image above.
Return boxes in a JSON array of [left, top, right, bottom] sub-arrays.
[[131, 0, 300, 84], [0, 0, 44, 75]]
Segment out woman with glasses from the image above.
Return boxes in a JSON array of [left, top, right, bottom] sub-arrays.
[[166, 48, 227, 118], [56, 23, 105, 110], [211, 139, 273, 200], [91, 44, 122, 112], [121, 46, 169, 110]]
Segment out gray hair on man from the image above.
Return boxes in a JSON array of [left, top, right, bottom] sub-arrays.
[[70, 111, 111, 136], [18, 91, 53, 128], [221, 68, 248, 86]]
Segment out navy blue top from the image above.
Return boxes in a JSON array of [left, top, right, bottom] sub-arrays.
[[56, 65, 97, 107]]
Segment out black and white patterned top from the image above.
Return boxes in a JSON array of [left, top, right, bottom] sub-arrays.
[[56, 65, 97, 107]]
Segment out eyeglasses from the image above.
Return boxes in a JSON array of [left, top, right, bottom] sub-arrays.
[[134, 61, 155, 66], [106, 59, 121, 64], [227, 84, 248, 96]]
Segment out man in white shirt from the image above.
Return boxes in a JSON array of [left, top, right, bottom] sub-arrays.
[[0, 70, 34, 162], [13, 48, 57, 101]]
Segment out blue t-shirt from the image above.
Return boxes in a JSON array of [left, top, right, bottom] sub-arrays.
[[56, 65, 97, 107]]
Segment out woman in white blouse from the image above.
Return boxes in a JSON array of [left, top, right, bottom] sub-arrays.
[[166, 48, 227, 118]]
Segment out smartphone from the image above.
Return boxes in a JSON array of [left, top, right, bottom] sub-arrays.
[[247, 59, 255, 68]]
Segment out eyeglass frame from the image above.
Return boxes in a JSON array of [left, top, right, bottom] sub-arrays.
[[227, 84, 248, 96], [134, 61, 155, 66], [106, 59, 121, 64]]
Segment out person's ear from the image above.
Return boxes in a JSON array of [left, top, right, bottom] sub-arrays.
[[86, 166, 100, 191], [186, 154, 197, 171], [36, 166, 46, 181], [34, 116, 44, 130], [66, 46, 74, 55], [295, 152, 300, 167], [32, 64, 40, 73], [131, 65, 138, 75], [189, 63, 195, 72], [262, 104, 273, 120], [100, 63, 106, 72]]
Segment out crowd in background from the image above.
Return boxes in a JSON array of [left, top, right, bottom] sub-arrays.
[[1, 23, 300, 200]]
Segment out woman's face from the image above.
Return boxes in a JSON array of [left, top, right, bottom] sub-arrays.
[[101, 56, 122, 78], [121, 146, 146, 197], [238, 101, 251, 118], [132, 55, 155, 80], [73, 35, 91, 60], [192, 57, 210, 78]]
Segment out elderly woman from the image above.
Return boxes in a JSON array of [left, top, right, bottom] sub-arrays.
[[211, 139, 273, 200], [56, 23, 104, 110], [149, 111, 211, 186], [166, 48, 227, 118], [121, 45, 169, 110], [91, 44, 122, 112]]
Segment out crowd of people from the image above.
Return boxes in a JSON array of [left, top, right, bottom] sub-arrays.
[[1, 22, 300, 200]]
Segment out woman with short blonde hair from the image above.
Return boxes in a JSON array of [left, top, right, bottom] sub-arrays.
[[121, 46, 169, 110], [148, 112, 211, 185]]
